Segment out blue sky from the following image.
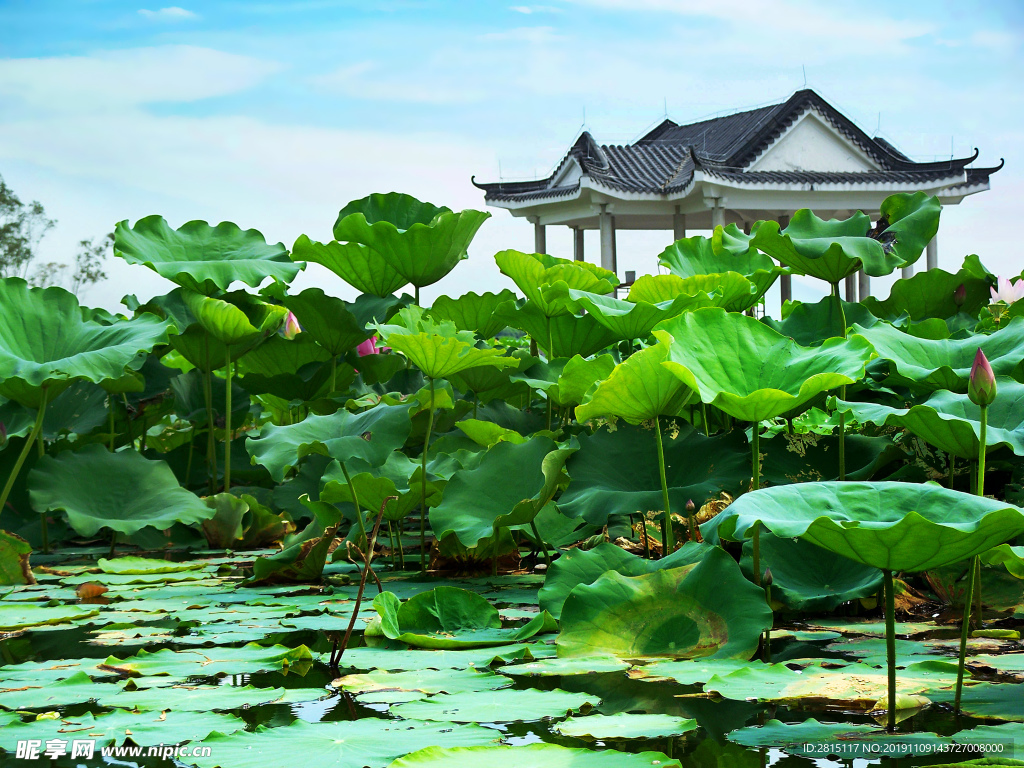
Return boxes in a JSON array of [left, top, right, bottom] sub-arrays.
[[1, 0, 1021, 310]]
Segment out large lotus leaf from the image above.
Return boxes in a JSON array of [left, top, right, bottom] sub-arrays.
[[555, 713, 698, 740], [853, 318, 1024, 392], [183, 289, 287, 348], [428, 290, 518, 339], [391, 687, 598, 723], [429, 437, 561, 547], [982, 544, 1024, 580], [0, 530, 33, 585], [279, 288, 369, 355], [764, 295, 877, 346], [0, 603, 99, 631], [100, 643, 313, 678], [557, 547, 771, 659], [375, 306, 520, 380], [499, 655, 630, 677], [389, 744, 680, 768], [558, 287, 706, 343], [495, 250, 617, 316], [326, 644, 543, 672], [628, 272, 759, 313], [703, 481, 1024, 572], [548, 355, 616, 407], [98, 556, 203, 574], [292, 235, 407, 298], [27, 444, 213, 537], [93, 683, 305, 712], [655, 308, 875, 423], [235, 334, 333, 399], [494, 299, 619, 359], [184, 718, 497, 768], [372, 588, 555, 649], [333, 193, 489, 288], [576, 340, 694, 424], [321, 469, 431, 522], [740, 533, 882, 611], [559, 422, 749, 524], [539, 541, 713, 619], [659, 233, 782, 310], [0, 279, 171, 407], [759, 431, 906, 485], [246, 403, 411, 482], [114, 215, 298, 295], [334, 667, 510, 700], [831, 381, 1024, 460], [862, 255, 994, 322], [728, 718, 953, 758]]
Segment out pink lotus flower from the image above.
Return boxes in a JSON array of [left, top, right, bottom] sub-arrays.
[[990, 276, 1024, 305], [968, 348, 997, 407], [953, 283, 966, 307], [357, 336, 387, 356], [281, 311, 302, 340]]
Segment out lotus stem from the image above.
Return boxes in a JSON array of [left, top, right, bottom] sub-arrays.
[[108, 531, 117, 559], [185, 425, 196, 489], [330, 356, 337, 393], [223, 346, 233, 491], [122, 394, 135, 451], [974, 401, 988, 630], [203, 339, 217, 494], [701, 402, 710, 436], [635, 514, 651, 559], [109, 399, 115, 452], [763, 577, 773, 663], [387, 522, 397, 568], [954, 555, 977, 714], [0, 387, 49, 523], [974, 556, 983, 628], [546, 397, 552, 432], [415, 285, 420, 306], [884, 568, 897, 732], [832, 284, 848, 482], [751, 422, 761, 491], [340, 461, 368, 542], [654, 415, 673, 556], [529, 518, 552, 567], [547, 325, 555, 362], [419, 377, 436, 572], [751, 526, 761, 587]]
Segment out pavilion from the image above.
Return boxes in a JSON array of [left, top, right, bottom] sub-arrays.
[[472, 89, 1002, 303]]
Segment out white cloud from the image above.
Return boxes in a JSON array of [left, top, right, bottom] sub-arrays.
[[479, 26, 561, 44], [509, 5, 563, 13], [0, 46, 282, 113], [138, 7, 198, 21]]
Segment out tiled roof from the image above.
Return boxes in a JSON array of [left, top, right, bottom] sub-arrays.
[[473, 89, 1000, 203]]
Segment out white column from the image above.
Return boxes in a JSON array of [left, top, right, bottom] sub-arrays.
[[901, 263, 915, 279], [573, 227, 584, 262], [926, 237, 938, 271], [710, 200, 725, 229], [598, 205, 616, 274], [533, 219, 546, 255], [672, 205, 686, 242], [858, 270, 871, 300], [844, 274, 856, 302], [777, 213, 791, 308]]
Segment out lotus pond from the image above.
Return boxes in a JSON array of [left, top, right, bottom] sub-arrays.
[[0, 191, 1023, 768]]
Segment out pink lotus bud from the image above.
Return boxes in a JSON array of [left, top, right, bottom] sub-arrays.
[[357, 336, 381, 357], [968, 348, 996, 407], [281, 311, 301, 340], [685, 499, 696, 514], [953, 283, 966, 307]]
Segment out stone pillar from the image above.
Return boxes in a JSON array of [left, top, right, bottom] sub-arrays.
[[844, 274, 856, 302], [573, 226, 584, 262], [599, 205, 616, 274], [901, 263, 915, 280], [533, 219, 546, 255], [672, 206, 686, 242], [858, 270, 871, 300], [926, 237, 938, 271], [710, 200, 725, 229], [777, 214, 792, 308]]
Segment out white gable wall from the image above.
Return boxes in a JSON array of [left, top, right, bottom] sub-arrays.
[[748, 110, 880, 173]]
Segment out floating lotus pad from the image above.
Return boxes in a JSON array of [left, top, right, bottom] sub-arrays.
[[326, 643, 547, 672], [0, 671, 103, 710], [628, 658, 763, 685], [0, 603, 100, 631], [97, 683, 320, 712], [333, 668, 510, 697], [702, 481, 1024, 572], [389, 743, 682, 768], [554, 713, 698, 740], [499, 656, 629, 677], [97, 557, 205, 575], [99, 643, 314, 679], [390, 687, 599, 723]]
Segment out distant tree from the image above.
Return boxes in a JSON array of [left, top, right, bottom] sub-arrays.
[[1, 172, 109, 295]]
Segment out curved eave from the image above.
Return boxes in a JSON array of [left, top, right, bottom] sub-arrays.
[[699, 168, 969, 193]]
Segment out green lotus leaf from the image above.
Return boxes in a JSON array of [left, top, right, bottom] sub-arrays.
[[576, 339, 694, 424], [852, 318, 1024, 392], [101, 642, 313, 678], [321, 466, 435, 522], [0, 530, 32, 585], [200, 493, 249, 547], [333, 193, 490, 288], [428, 289, 518, 339], [390, 687, 598, 723], [740, 533, 882, 611], [539, 541, 713, 619], [0, 278, 171, 407], [279, 288, 369, 355], [494, 299, 619, 358], [375, 306, 520, 380], [333, 667, 510, 698], [0, 709, 246, 751], [558, 423, 749, 525], [548, 354, 615, 407], [455, 419, 529, 448], [556, 547, 772, 659], [27, 444, 214, 537], [626, 657, 759, 685], [703, 481, 1024, 572], [541, 287, 700, 342], [982, 544, 1024, 580], [764, 295, 877, 346], [97, 556, 204, 574], [0, 603, 99, 631], [114, 215, 298, 295], [389, 744, 680, 768], [246, 403, 412, 482], [327, 643, 543, 672], [655, 308, 875, 422], [555, 713, 698, 740], [95, 682, 302, 713], [499, 655, 629, 676], [759, 430, 906, 485], [831, 381, 1024, 460], [659, 232, 783, 310], [862, 255, 994, 322], [0, 670, 101, 710], [750, 193, 940, 282], [235, 334, 334, 400], [495, 249, 617, 316], [185, 718, 496, 768], [628, 272, 757, 312], [372, 587, 556, 649], [728, 717, 953, 757], [291, 234, 407, 298], [182, 289, 286, 348]]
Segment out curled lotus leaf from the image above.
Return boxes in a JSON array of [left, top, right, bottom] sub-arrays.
[[114, 215, 299, 295], [655, 307, 875, 423], [494, 299, 619, 359], [280, 287, 370, 356], [702, 481, 1024, 572], [540, 287, 699, 342], [333, 192, 490, 288], [427, 289, 518, 339], [629, 272, 760, 313], [861, 255, 994, 322], [27, 444, 214, 538], [0, 278, 171, 407], [556, 546, 772, 659], [495, 249, 617, 316], [182, 290, 287, 348], [292, 235, 407, 298]]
